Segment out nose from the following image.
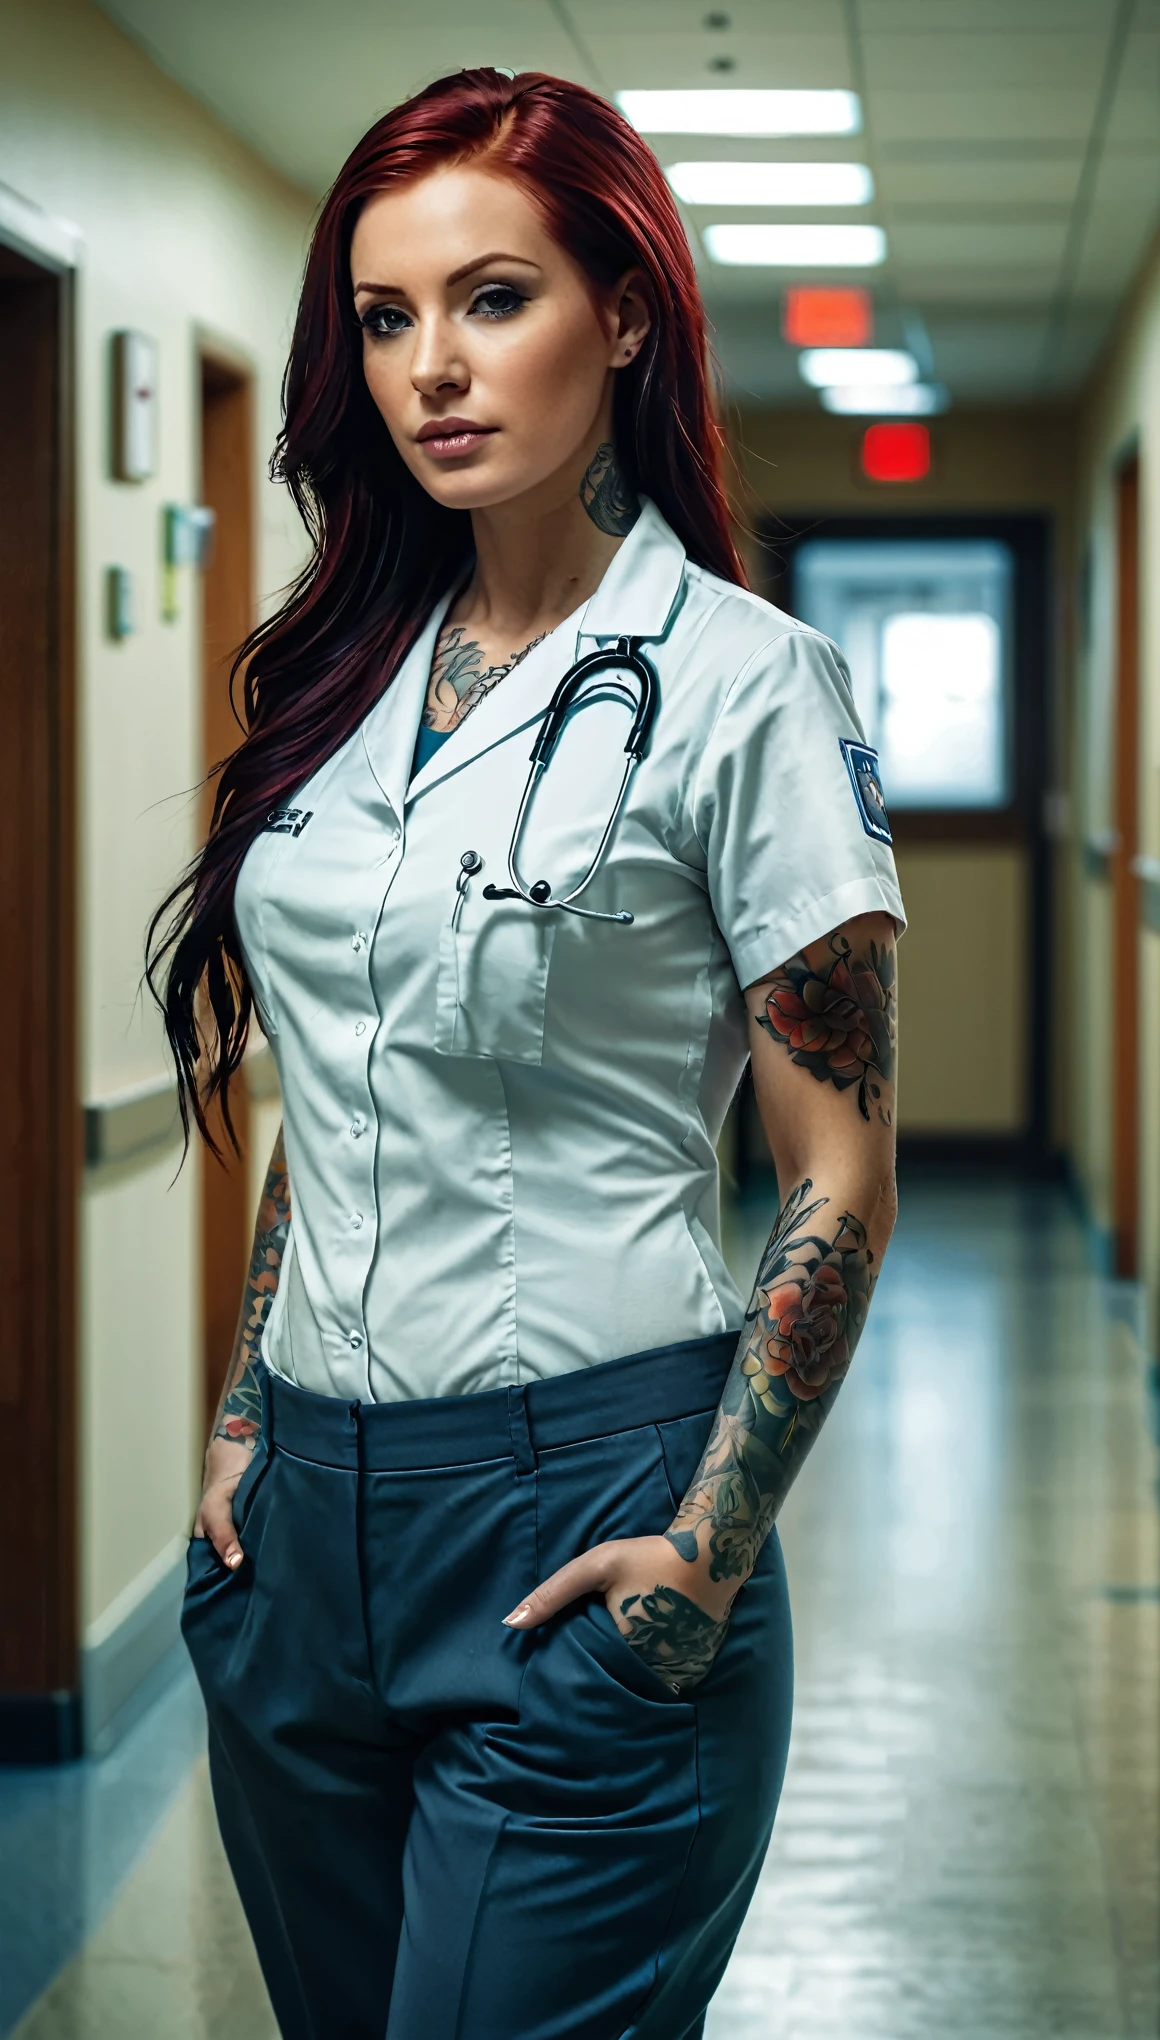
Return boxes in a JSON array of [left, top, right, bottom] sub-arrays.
[[409, 314, 467, 398]]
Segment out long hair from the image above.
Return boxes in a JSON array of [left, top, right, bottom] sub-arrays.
[[147, 66, 746, 1155]]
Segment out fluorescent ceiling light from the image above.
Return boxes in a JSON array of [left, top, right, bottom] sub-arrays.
[[617, 90, 860, 137], [821, 383, 948, 415], [800, 348, 916, 388], [667, 162, 873, 206], [703, 223, 886, 267]]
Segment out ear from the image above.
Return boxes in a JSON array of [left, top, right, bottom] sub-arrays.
[[608, 268, 653, 370]]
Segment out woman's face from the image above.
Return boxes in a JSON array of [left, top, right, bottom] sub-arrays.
[[350, 164, 649, 514]]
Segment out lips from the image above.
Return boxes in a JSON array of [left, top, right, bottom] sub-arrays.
[[416, 418, 497, 456]]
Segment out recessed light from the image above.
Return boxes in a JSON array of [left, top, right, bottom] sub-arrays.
[[703, 223, 886, 266], [800, 348, 916, 388], [821, 383, 948, 415], [617, 90, 861, 137], [667, 162, 874, 206]]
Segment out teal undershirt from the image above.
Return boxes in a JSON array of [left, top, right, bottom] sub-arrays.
[[410, 723, 452, 782]]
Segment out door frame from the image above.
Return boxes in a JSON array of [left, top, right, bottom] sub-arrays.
[[757, 510, 1053, 1169], [1110, 452, 1140, 1278], [0, 195, 80, 1761]]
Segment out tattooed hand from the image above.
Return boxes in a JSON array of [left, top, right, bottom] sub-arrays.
[[503, 1533, 735, 1694]]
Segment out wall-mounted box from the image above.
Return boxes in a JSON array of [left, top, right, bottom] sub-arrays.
[[111, 330, 158, 482], [105, 565, 134, 639]]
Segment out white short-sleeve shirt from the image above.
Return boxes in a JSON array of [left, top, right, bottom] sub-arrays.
[[234, 499, 905, 1402]]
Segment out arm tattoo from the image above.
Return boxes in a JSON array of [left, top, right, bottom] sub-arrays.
[[423, 623, 547, 732], [215, 1129, 290, 1448], [666, 1180, 875, 1584], [758, 929, 896, 1123], [578, 442, 640, 536]]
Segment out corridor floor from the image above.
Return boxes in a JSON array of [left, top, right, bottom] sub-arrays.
[[4, 1175, 1157, 2038]]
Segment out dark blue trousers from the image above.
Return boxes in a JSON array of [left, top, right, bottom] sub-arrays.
[[182, 1336, 793, 2040]]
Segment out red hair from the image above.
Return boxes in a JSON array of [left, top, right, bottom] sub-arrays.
[[148, 67, 746, 1153]]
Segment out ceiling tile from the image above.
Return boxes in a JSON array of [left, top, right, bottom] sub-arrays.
[[863, 31, 1111, 91], [870, 87, 1102, 144], [858, 1, 1117, 29], [880, 158, 1082, 205], [890, 220, 1069, 266], [588, 33, 853, 91]]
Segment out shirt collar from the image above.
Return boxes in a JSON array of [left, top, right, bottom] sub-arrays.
[[575, 497, 687, 646]]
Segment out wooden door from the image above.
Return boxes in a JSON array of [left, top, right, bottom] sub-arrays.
[[0, 247, 79, 1757], [1111, 455, 1140, 1278], [199, 356, 254, 1438]]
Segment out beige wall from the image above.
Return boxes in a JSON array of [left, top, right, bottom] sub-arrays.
[[731, 403, 1077, 1145], [1071, 223, 1160, 1334], [0, 0, 312, 1633]]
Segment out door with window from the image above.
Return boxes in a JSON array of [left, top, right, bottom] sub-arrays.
[[757, 515, 1050, 1166]]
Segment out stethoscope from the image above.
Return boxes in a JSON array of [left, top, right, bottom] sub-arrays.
[[453, 635, 659, 928]]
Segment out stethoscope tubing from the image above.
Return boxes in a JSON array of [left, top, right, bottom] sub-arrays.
[[479, 637, 659, 926]]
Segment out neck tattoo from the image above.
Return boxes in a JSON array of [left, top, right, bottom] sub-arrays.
[[579, 442, 640, 537], [424, 624, 548, 733]]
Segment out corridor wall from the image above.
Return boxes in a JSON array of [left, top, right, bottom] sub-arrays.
[[1072, 220, 1160, 1339], [0, 0, 311, 1744]]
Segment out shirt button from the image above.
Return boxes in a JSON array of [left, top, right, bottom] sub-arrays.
[[354, 1021, 366, 1036], [350, 1113, 366, 1138], [390, 829, 401, 846], [349, 1212, 363, 1230], [352, 931, 368, 953], [348, 1330, 363, 1349]]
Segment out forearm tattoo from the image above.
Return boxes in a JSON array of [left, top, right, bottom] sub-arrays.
[[578, 442, 640, 536], [758, 929, 896, 1124], [215, 1129, 291, 1448], [423, 622, 547, 734], [666, 1181, 875, 1584]]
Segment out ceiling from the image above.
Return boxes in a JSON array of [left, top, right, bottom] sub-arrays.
[[95, 0, 1160, 408]]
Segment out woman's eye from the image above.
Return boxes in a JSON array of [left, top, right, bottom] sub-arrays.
[[360, 305, 410, 338], [469, 285, 527, 320]]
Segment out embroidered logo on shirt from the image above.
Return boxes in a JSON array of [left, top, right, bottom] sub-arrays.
[[262, 807, 313, 837], [839, 740, 892, 845]]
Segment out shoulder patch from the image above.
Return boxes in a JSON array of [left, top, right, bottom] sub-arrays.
[[839, 740, 892, 845]]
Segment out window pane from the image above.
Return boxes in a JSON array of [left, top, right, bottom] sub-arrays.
[[880, 611, 1003, 805], [792, 537, 1013, 810]]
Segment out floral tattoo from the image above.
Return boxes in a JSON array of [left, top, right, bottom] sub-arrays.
[[758, 930, 896, 1124], [665, 1181, 875, 1589], [215, 1128, 290, 1449], [578, 442, 639, 537], [423, 623, 547, 734]]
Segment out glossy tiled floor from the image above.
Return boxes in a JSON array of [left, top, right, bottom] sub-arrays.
[[5, 1176, 1157, 2038]]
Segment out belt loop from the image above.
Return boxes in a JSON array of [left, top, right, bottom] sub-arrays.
[[506, 1384, 535, 1478]]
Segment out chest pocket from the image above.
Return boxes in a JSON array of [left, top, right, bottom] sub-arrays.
[[434, 901, 556, 1065]]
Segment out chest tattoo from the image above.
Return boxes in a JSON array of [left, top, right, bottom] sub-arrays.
[[424, 624, 548, 732]]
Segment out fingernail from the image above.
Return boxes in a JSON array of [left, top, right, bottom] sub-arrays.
[[502, 1604, 532, 1627], [226, 1550, 243, 1570]]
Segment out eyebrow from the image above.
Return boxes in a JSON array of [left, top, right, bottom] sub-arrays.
[[352, 252, 542, 296]]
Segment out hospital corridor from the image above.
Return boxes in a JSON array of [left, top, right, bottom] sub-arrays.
[[1, 2, 1159, 2037]]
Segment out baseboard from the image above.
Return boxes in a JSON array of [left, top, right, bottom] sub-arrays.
[[0, 1691, 83, 1764], [81, 1535, 188, 1756], [894, 1135, 1064, 1177]]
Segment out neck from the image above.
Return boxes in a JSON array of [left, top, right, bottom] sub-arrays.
[[461, 437, 640, 643]]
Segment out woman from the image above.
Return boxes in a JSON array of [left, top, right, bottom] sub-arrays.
[[153, 67, 903, 2040]]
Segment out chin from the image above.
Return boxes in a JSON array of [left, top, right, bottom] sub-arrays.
[[416, 460, 549, 514]]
